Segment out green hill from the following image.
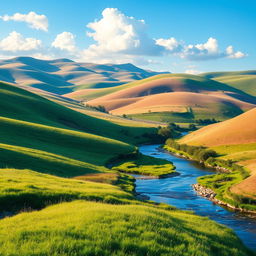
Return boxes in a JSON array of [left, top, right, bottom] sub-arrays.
[[0, 81, 158, 177], [0, 81, 155, 144], [201, 71, 256, 96]]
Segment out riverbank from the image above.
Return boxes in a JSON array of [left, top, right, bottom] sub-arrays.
[[163, 142, 256, 213], [193, 183, 256, 214], [136, 144, 256, 250]]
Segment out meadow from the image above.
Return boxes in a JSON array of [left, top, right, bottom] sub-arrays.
[[0, 200, 252, 256]]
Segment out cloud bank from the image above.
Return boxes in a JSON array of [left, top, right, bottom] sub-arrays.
[[0, 8, 246, 65]]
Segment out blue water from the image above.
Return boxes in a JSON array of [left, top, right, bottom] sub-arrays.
[[136, 144, 256, 250]]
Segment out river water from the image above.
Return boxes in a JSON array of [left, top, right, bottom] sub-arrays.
[[136, 144, 256, 250]]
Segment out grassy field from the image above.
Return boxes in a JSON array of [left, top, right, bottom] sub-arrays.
[[0, 169, 134, 212], [0, 200, 252, 256], [112, 154, 176, 177], [128, 101, 243, 123]]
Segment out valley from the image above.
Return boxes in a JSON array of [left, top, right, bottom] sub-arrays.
[[0, 57, 255, 256]]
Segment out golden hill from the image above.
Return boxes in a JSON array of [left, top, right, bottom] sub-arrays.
[[180, 108, 256, 147]]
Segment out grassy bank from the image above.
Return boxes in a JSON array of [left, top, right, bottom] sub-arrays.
[[164, 139, 256, 211], [0, 169, 135, 212], [112, 154, 176, 177]]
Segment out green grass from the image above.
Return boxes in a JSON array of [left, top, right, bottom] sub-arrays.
[[0, 116, 134, 176], [211, 143, 256, 162], [0, 82, 161, 177], [129, 101, 242, 123], [129, 111, 194, 123], [198, 170, 256, 211], [0, 200, 252, 256], [201, 70, 256, 97], [0, 169, 134, 212], [0, 81, 156, 145], [112, 154, 176, 177]]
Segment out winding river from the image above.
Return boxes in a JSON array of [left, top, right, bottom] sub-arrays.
[[136, 144, 256, 250]]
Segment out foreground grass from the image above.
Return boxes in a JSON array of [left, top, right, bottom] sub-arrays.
[[112, 154, 176, 177], [0, 200, 252, 256], [0, 169, 134, 212]]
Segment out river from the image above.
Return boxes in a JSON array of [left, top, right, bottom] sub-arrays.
[[136, 144, 256, 250]]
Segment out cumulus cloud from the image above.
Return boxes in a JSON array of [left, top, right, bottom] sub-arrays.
[[52, 32, 76, 52], [226, 45, 246, 59], [84, 7, 163, 60], [0, 31, 41, 52], [0, 8, 246, 65], [155, 37, 182, 53], [0, 11, 48, 31], [178, 37, 245, 60]]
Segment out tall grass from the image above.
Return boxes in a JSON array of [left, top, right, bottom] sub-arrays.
[[0, 201, 252, 256]]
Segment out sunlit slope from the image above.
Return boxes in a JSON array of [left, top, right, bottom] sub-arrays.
[[66, 73, 243, 100], [181, 108, 256, 201], [202, 70, 256, 96], [0, 169, 133, 211], [0, 81, 156, 144], [0, 81, 140, 176], [85, 74, 256, 120], [0, 200, 251, 256], [0, 116, 134, 176], [180, 108, 256, 147]]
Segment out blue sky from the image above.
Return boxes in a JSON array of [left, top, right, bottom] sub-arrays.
[[0, 0, 255, 73]]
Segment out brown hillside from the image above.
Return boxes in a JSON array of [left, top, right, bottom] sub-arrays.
[[180, 108, 256, 146]]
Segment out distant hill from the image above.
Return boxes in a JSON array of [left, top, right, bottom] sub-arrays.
[[201, 70, 256, 97], [180, 108, 256, 146], [0, 56, 167, 94], [85, 74, 256, 122]]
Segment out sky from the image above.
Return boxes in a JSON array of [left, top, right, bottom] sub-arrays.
[[0, 0, 255, 73]]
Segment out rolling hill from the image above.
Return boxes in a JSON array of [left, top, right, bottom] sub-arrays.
[[0, 70, 254, 255], [201, 70, 256, 97], [85, 74, 256, 122], [180, 108, 256, 203], [0, 56, 166, 94], [180, 108, 256, 146], [0, 81, 158, 176]]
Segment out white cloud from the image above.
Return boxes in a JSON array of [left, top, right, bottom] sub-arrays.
[[0, 31, 41, 52], [178, 37, 246, 60], [52, 32, 76, 52], [155, 37, 182, 53], [226, 45, 246, 59], [84, 7, 163, 61], [0, 11, 48, 31]]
